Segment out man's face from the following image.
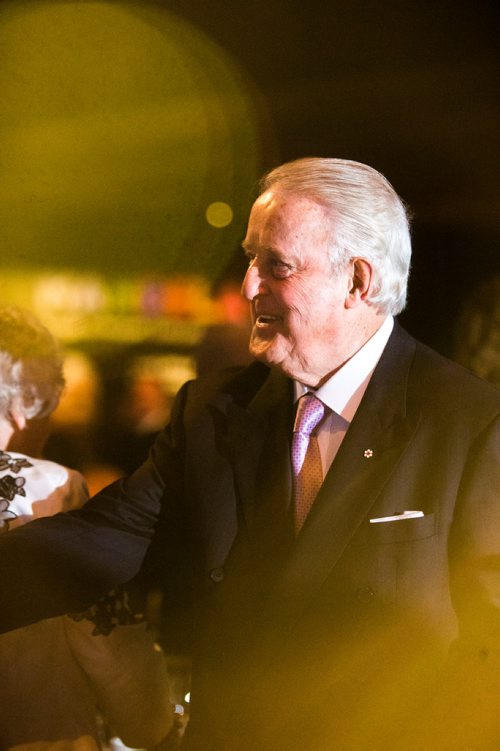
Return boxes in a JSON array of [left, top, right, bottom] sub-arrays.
[[241, 191, 354, 386]]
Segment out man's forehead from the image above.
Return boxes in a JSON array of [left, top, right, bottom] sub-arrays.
[[255, 189, 275, 208], [245, 190, 330, 245]]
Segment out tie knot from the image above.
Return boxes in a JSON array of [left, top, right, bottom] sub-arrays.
[[293, 393, 325, 437]]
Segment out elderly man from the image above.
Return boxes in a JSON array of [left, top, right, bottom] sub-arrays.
[[0, 159, 499, 750]]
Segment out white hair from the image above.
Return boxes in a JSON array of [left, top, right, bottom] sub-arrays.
[[260, 157, 412, 315], [0, 306, 64, 421]]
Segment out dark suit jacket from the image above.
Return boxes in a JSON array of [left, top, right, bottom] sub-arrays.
[[0, 324, 499, 750]]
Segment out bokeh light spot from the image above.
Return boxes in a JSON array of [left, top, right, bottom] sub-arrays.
[[205, 201, 234, 228]]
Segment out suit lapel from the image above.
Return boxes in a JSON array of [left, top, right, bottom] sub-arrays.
[[225, 367, 293, 537]]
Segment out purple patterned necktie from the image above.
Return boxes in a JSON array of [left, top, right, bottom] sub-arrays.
[[291, 393, 326, 533]]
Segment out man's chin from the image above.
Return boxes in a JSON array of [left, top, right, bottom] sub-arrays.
[[250, 336, 274, 362]]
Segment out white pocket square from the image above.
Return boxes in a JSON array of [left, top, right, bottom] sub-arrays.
[[370, 510, 424, 524]]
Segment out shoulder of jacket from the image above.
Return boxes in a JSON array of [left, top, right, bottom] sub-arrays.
[[410, 337, 500, 418], [185, 360, 273, 408]]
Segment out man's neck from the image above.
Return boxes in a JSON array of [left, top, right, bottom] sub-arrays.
[[294, 316, 394, 420], [312, 313, 389, 389]]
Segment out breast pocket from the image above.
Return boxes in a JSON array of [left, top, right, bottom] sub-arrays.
[[342, 513, 441, 608], [362, 512, 436, 544]]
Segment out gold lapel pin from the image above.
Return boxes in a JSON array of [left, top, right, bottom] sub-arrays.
[[363, 449, 374, 458]]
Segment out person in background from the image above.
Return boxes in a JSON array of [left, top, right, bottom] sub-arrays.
[[41, 351, 125, 496], [195, 251, 253, 376], [0, 160, 498, 751], [0, 306, 173, 750], [94, 367, 173, 478], [452, 274, 500, 386]]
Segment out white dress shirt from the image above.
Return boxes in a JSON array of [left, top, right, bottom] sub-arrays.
[[294, 316, 394, 478]]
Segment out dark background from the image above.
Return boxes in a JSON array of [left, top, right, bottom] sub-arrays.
[[150, 0, 499, 355], [1, 0, 498, 357]]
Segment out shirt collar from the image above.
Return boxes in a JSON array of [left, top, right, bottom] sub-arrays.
[[294, 316, 394, 422]]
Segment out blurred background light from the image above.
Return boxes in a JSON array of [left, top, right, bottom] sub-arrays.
[[0, 0, 497, 359], [0, 0, 264, 280], [205, 201, 234, 228]]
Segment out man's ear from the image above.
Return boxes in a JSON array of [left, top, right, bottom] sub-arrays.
[[345, 258, 373, 308]]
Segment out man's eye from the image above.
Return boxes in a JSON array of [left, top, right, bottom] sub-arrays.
[[271, 261, 292, 279]]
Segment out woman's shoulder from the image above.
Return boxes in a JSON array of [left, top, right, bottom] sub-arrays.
[[0, 451, 89, 525]]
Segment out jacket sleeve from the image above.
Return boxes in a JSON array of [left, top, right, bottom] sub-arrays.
[[0, 381, 190, 633]]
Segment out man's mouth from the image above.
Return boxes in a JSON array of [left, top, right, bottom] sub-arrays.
[[255, 314, 281, 327]]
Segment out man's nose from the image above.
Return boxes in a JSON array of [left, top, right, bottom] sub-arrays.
[[241, 262, 265, 301]]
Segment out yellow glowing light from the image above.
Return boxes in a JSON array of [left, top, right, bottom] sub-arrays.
[[0, 0, 264, 279], [205, 201, 234, 228]]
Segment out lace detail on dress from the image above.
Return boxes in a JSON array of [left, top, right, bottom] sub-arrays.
[[0, 451, 33, 533], [0, 476, 28, 533], [0, 497, 18, 532], [0, 450, 33, 473], [69, 587, 145, 636]]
